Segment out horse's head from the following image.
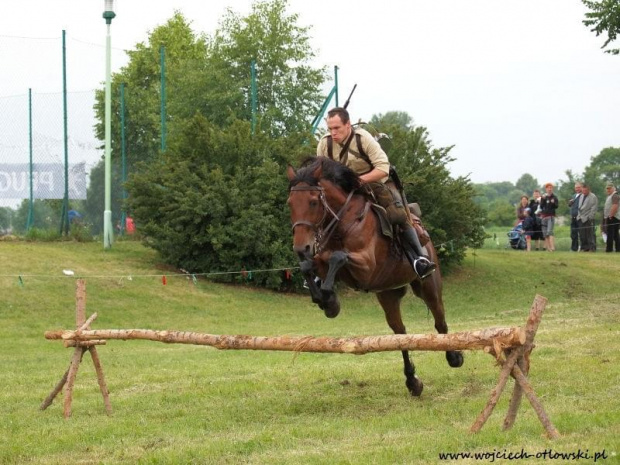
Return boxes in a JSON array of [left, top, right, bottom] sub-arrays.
[[286, 158, 361, 260], [286, 159, 325, 259]]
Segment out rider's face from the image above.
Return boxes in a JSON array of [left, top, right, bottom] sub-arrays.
[[327, 115, 351, 144]]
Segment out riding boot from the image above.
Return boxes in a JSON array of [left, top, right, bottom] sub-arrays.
[[400, 223, 436, 279]]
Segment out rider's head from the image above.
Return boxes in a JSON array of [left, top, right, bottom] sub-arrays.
[[326, 107, 352, 145]]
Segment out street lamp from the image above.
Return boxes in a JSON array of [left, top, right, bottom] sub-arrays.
[[103, 0, 116, 249]]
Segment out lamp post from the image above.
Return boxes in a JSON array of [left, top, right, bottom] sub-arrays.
[[102, 0, 116, 249]]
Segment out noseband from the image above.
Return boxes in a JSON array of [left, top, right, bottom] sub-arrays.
[[289, 184, 355, 253]]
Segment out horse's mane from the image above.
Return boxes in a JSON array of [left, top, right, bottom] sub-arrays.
[[289, 157, 361, 193]]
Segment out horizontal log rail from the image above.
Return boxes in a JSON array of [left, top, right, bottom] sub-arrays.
[[45, 326, 525, 355]]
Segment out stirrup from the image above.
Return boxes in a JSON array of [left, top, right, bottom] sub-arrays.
[[303, 276, 322, 289], [414, 257, 436, 279]]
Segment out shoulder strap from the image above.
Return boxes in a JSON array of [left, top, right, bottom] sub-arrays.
[[355, 132, 372, 168], [327, 136, 333, 159]]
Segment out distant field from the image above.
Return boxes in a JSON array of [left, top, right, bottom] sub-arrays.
[[0, 241, 618, 464]]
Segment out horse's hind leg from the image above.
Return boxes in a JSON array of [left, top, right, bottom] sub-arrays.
[[377, 287, 423, 397], [411, 277, 464, 368]]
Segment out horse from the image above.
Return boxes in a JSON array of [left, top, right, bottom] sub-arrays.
[[286, 157, 463, 396]]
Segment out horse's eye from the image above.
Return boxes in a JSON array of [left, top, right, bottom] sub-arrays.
[[310, 200, 318, 208]]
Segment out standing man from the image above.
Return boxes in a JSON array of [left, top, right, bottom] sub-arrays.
[[539, 183, 558, 252], [603, 182, 620, 252], [316, 107, 435, 278], [568, 182, 583, 251], [577, 183, 598, 252]]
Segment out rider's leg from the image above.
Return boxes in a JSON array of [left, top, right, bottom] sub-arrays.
[[369, 181, 436, 279], [400, 223, 436, 279]]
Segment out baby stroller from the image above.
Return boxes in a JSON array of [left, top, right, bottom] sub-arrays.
[[507, 223, 526, 250]]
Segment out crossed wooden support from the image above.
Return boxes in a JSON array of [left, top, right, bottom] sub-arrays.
[[42, 280, 559, 438], [40, 279, 111, 418]]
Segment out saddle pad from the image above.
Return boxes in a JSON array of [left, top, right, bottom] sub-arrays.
[[370, 204, 394, 240]]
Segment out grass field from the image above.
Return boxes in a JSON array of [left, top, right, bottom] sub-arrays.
[[0, 240, 618, 464]]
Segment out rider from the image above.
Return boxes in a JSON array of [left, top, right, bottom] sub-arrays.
[[316, 107, 436, 279]]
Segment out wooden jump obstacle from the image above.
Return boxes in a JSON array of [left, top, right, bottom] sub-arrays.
[[42, 280, 559, 438]]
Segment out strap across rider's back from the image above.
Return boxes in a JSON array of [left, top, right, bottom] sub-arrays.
[[327, 131, 373, 171]]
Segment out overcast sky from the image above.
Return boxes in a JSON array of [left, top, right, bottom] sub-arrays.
[[1, 0, 619, 186]]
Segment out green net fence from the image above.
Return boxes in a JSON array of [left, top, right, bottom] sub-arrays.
[[0, 33, 127, 236]]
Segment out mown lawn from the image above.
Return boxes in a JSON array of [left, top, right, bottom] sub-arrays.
[[0, 240, 618, 464]]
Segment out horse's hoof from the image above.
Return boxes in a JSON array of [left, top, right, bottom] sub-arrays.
[[323, 301, 340, 318], [407, 376, 423, 397], [446, 350, 464, 368], [321, 291, 340, 318]]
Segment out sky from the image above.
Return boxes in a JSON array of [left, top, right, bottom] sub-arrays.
[[1, 0, 619, 186]]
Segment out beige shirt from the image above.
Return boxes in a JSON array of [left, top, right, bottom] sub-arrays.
[[316, 127, 390, 182]]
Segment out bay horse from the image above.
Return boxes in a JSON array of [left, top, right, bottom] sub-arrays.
[[286, 157, 463, 396]]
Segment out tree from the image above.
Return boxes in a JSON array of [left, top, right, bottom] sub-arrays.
[[583, 146, 620, 206], [379, 120, 487, 268], [515, 173, 539, 195], [0, 207, 12, 232], [583, 0, 620, 55], [210, 0, 326, 135], [125, 115, 305, 289], [369, 111, 414, 131], [89, 3, 328, 234]]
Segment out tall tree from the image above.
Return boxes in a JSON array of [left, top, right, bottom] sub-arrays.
[[515, 173, 539, 195], [583, 146, 620, 204], [583, 0, 620, 55], [370, 111, 414, 131], [378, 119, 486, 267], [210, 0, 326, 135]]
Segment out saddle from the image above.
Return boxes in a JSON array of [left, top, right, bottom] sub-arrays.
[[367, 201, 430, 247]]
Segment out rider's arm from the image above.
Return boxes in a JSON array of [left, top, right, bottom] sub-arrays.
[[358, 130, 390, 184]]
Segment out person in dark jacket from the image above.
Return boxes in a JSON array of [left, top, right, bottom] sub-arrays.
[[522, 208, 536, 252], [540, 182, 558, 252], [568, 182, 583, 251], [528, 189, 544, 250]]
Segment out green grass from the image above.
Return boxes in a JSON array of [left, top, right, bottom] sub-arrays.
[[0, 241, 618, 464]]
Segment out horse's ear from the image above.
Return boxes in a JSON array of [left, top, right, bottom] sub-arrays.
[[286, 164, 296, 181]]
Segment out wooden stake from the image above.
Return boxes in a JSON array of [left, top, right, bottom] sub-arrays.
[[503, 294, 546, 430], [470, 347, 522, 433]]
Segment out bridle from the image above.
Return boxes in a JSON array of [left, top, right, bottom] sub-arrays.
[[289, 184, 355, 253]]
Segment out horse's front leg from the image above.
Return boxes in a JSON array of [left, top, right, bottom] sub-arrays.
[[319, 250, 348, 318], [299, 258, 323, 307]]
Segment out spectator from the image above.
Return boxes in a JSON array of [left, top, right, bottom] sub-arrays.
[[516, 196, 529, 224], [528, 189, 544, 250], [522, 208, 536, 252], [577, 183, 598, 252], [568, 182, 583, 252], [539, 183, 558, 252], [603, 182, 620, 252], [125, 216, 136, 235]]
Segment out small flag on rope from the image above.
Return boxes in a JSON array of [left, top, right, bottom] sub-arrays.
[[18, 275, 24, 287], [162, 275, 167, 285], [192, 274, 197, 285]]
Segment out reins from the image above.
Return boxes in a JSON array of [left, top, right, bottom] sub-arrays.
[[290, 184, 356, 253]]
